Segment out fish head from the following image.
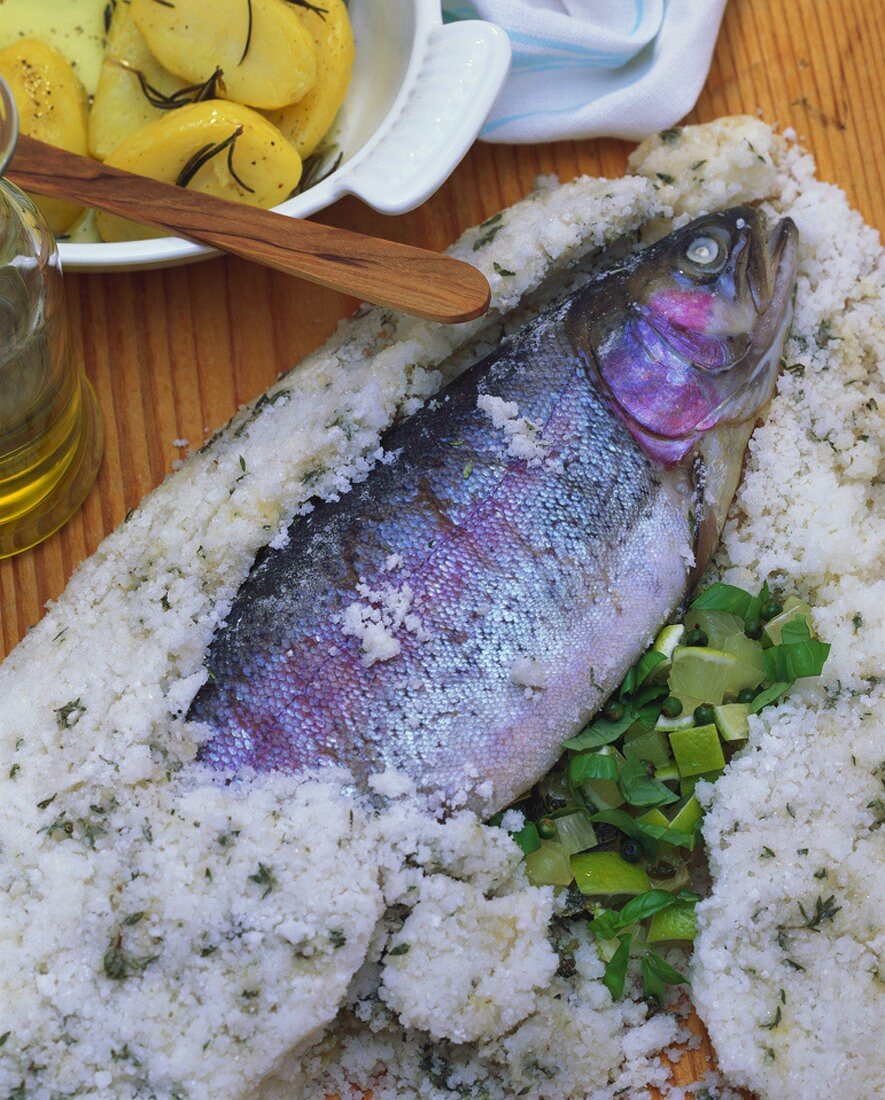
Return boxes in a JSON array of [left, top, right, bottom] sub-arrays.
[[582, 205, 799, 467]]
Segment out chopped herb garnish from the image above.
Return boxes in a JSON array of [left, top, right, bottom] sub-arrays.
[[388, 942, 410, 956], [602, 934, 632, 1000], [473, 213, 504, 250], [505, 577, 831, 1003], [512, 820, 540, 855], [588, 808, 698, 853], [617, 757, 679, 808], [659, 127, 682, 143], [54, 699, 86, 729], [797, 894, 841, 930], [493, 262, 516, 277], [620, 651, 666, 697], [103, 939, 160, 981], [655, 173, 676, 186], [589, 889, 698, 941], [248, 862, 277, 898], [568, 752, 618, 784], [640, 951, 687, 1002]]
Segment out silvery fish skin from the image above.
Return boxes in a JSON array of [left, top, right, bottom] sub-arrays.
[[190, 207, 798, 814]]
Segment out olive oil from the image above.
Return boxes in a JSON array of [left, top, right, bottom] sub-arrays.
[[0, 180, 103, 557], [0, 0, 107, 96]]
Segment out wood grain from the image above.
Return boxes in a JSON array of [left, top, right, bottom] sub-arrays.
[[9, 134, 490, 323], [0, 0, 880, 1092]]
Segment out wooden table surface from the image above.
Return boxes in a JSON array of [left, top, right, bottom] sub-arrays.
[[1, 0, 881, 1092]]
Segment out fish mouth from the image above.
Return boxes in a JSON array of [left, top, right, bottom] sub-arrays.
[[730, 212, 799, 401], [746, 213, 799, 336], [688, 213, 798, 441]]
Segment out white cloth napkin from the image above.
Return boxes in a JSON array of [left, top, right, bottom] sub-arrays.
[[442, 0, 728, 143]]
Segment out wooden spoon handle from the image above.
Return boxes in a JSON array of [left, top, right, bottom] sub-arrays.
[[8, 134, 490, 324]]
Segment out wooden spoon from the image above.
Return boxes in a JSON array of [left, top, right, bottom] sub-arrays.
[[8, 134, 491, 324]]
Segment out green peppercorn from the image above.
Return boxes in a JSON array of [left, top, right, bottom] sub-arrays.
[[684, 628, 708, 647], [661, 696, 683, 718], [694, 704, 715, 725], [737, 688, 758, 704], [537, 818, 557, 840], [761, 599, 783, 621], [620, 838, 642, 863], [745, 619, 763, 640], [602, 700, 625, 723]]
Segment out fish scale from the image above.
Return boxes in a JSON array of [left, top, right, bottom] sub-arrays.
[[191, 297, 690, 811], [190, 207, 798, 814]]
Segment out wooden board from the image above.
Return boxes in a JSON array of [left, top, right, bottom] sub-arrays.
[[0, 0, 881, 1092]]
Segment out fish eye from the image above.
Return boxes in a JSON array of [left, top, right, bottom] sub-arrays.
[[679, 228, 731, 279], [685, 236, 721, 265]]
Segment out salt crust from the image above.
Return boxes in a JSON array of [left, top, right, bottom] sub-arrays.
[[0, 116, 880, 1099], [0, 164, 666, 1100], [629, 124, 884, 1098]]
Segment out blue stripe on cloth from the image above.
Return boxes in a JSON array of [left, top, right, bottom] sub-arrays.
[[509, 56, 627, 76], [506, 29, 634, 65], [480, 95, 612, 136]]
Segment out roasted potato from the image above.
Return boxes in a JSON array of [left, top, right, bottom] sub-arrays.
[[264, 0, 354, 160], [0, 39, 89, 234], [130, 0, 317, 111], [89, 3, 190, 162], [95, 100, 302, 242]]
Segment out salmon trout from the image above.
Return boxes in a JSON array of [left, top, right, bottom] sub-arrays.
[[191, 207, 798, 814]]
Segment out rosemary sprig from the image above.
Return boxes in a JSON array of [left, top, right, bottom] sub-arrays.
[[240, 0, 254, 64], [285, 0, 329, 17], [113, 60, 225, 110], [103, 0, 117, 34], [174, 126, 255, 194], [290, 147, 343, 197], [797, 894, 841, 931]]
